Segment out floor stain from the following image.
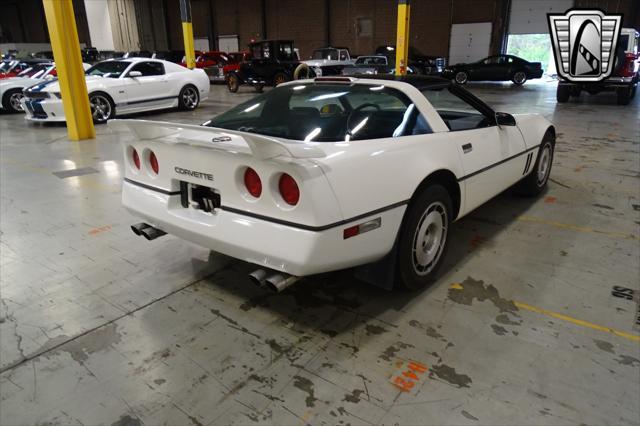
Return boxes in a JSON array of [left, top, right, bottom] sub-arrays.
[[491, 324, 508, 336], [379, 345, 399, 361], [342, 389, 365, 403], [461, 410, 479, 421], [592, 203, 614, 210], [615, 355, 640, 366], [110, 415, 142, 426], [293, 375, 317, 407], [593, 339, 615, 354], [448, 277, 518, 314], [495, 314, 522, 326], [429, 364, 472, 388], [53, 323, 122, 364], [408, 319, 447, 342], [364, 324, 388, 336]]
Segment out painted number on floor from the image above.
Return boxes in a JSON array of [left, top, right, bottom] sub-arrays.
[[390, 360, 428, 392]]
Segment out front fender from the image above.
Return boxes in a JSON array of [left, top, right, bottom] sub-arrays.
[[513, 114, 554, 148]]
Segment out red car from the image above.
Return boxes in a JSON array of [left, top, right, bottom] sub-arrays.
[[181, 51, 227, 69], [222, 51, 252, 75]]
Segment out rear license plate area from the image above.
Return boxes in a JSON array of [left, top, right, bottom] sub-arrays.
[[180, 182, 221, 213]]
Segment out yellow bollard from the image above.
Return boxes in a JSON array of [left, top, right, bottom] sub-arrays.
[[42, 0, 95, 140], [395, 0, 411, 76], [180, 0, 196, 69]]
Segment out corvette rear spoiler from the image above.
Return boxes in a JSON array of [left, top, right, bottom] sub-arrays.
[[108, 119, 326, 160]]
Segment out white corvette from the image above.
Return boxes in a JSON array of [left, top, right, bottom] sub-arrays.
[[21, 58, 209, 123], [111, 76, 555, 291]]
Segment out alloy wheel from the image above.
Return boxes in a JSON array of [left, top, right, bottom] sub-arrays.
[[537, 145, 552, 186], [411, 201, 448, 276], [9, 92, 24, 112], [90, 95, 112, 122], [182, 87, 198, 109]]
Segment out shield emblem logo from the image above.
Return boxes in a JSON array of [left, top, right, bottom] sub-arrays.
[[548, 9, 623, 82]]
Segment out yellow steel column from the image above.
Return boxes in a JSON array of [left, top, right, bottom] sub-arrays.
[[395, 0, 411, 76], [180, 0, 196, 69], [42, 0, 95, 140]]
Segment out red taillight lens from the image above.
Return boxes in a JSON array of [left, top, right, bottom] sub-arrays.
[[132, 148, 140, 169], [149, 151, 159, 174], [279, 173, 299, 205], [244, 167, 262, 197], [621, 53, 636, 77]]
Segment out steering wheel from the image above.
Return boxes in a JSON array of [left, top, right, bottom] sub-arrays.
[[346, 103, 381, 136]]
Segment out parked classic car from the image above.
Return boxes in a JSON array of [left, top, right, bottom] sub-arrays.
[[341, 55, 393, 75], [21, 58, 209, 123], [1, 63, 91, 113], [442, 54, 543, 85], [302, 47, 354, 76], [203, 51, 253, 83], [375, 45, 446, 75], [226, 40, 301, 92], [556, 28, 639, 105], [113, 75, 555, 292]]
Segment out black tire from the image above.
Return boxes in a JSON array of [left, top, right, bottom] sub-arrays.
[[88, 92, 115, 124], [512, 70, 527, 85], [454, 71, 468, 85], [616, 87, 631, 105], [396, 185, 452, 290], [556, 85, 570, 103], [517, 135, 554, 196], [2, 88, 25, 113], [630, 85, 637, 99], [273, 72, 288, 87], [178, 85, 199, 110], [227, 74, 239, 93], [254, 83, 264, 93]]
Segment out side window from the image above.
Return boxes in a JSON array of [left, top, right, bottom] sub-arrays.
[[277, 43, 294, 61], [131, 61, 164, 76], [421, 88, 492, 132], [339, 50, 348, 60]]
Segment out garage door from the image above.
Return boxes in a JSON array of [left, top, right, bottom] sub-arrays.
[[508, 0, 573, 34], [449, 23, 492, 65]]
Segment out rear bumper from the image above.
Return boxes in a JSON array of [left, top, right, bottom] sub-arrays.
[[123, 181, 405, 276], [559, 76, 637, 89]]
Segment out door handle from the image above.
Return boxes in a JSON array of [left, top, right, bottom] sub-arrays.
[[462, 143, 473, 153]]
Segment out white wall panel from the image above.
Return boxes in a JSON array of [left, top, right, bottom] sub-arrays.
[[449, 23, 492, 65], [509, 0, 574, 35]]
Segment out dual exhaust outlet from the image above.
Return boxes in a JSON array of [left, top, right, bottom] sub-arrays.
[[131, 223, 166, 240], [131, 222, 299, 292], [248, 269, 300, 293]]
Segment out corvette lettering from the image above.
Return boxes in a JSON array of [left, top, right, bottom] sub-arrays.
[[174, 167, 214, 181]]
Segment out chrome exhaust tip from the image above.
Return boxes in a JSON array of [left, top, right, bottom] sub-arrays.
[[131, 223, 150, 236], [264, 273, 300, 293], [248, 269, 268, 287], [139, 226, 167, 241]]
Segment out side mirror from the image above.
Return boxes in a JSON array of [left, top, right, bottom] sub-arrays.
[[495, 112, 516, 127], [128, 70, 142, 78]]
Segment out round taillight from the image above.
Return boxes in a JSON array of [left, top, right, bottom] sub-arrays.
[[279, 173, 299, 205], [149, 151, 159, 174], [132, 148, 140, 170], [244, 167, 262, 197]]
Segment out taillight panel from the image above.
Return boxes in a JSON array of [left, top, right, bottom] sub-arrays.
[[149, 151, 159, 175], [243, 167, 262, 198], [278, 173, 300, 206], [131, 147, 140, 170]]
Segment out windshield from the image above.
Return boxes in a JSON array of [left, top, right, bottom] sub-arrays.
[[206, 83, 431, 142], [312, 49, 339, 60], [356, 57, 386, 65], [85, 61, 130, 78]]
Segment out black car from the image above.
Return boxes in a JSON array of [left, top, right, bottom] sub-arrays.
[[375, 45, 446, 75], [442, 54, 543, 85], [226, 40, 301, 93]]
